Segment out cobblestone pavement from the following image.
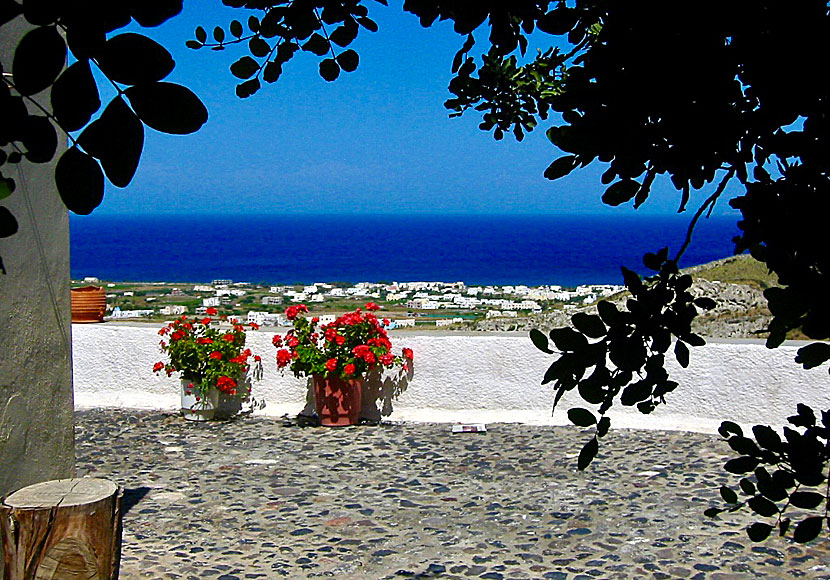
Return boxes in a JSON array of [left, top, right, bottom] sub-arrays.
[[74, 409, 830, 580]]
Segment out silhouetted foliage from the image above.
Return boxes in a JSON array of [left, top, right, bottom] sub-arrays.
[[0, 0, 206, 267], [3, 0, 829, 543]]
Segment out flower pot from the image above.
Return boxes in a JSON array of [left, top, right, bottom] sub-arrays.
[[313, 374, 363, 427], [70, 286, 106, 323], [180, 380, 219, 421]]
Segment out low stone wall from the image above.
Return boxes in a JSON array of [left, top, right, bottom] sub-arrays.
[[72, 323, 830, 433]]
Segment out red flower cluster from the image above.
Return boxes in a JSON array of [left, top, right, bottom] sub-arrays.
[[153, 312, 262, 402], [285, 304, 309, 320], [273, 303, 413, 381], [216, 375, 237, 395]]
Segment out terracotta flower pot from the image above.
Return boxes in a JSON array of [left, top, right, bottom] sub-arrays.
[[313, 374, 363, 427], [70, 286, 106, 323]]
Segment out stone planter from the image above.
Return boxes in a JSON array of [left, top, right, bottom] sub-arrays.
[[313, 374, 363, 426], [70, 286, 106, 323]]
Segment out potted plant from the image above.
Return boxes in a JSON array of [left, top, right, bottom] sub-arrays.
[[274, 302, 413, 426], [154, 307, 263, 421]]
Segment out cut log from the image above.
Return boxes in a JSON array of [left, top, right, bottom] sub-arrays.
[[1, 478, 123, 580]]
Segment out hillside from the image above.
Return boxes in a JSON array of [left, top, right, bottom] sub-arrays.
[[472, 254, 776, 339]]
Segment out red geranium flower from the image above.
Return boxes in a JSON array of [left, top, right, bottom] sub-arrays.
[[206, 307, 218, 316], [403, 348, 414, 361], [325, 358, 338, 372], [210, 351, 222, 360], [223, 333, 235, 342], [344, 363, 356, 376], [196, 337, 213, 344], [276, 349, 291, 367], [153, 361, 164, 372], [365, 302, 380, 311]]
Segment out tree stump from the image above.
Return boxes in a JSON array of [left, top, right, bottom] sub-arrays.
[[1, 478, 123, 580]]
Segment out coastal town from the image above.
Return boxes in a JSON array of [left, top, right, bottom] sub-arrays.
[[76, 277, 625, 330]]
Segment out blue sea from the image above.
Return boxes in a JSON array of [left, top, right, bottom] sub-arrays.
[[69, 213, 743, 287]]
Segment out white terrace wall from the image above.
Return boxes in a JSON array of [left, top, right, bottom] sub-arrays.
[[73, 324, 830, 433]]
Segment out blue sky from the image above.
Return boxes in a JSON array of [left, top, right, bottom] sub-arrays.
[[95, 3, 742, 217]]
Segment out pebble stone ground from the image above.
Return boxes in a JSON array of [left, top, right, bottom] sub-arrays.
[[74, 409, 830, 580]]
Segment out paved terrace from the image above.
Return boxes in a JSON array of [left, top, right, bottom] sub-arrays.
[[75, 409, 830, 580]]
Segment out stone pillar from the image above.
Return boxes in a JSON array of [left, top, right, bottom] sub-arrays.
[[0, 17, 75, 500]]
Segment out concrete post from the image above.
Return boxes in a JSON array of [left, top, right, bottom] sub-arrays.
[[0, 17, 75, 499]]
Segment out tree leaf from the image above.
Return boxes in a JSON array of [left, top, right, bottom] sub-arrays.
[[620, 379, 651, 406], [195, 26, 207, 43], [529, 328, 552, 353], [549, 327, 588, 352], [747, 522, 772, 542], [22, 0, 60, 25], [544, 155, 578, 180], [235, 78, 260, 98], [55, 146, 104, 215], [357, 16, 378, 32], [789, 491, 825, 510], [792, 517, 823, 543], [78, 96, 143, 187], [263, 61, 282, 83], [0, 206, 19, 237], [747, 495, 778, 517], [302, 33, 329, 56], [601, 179, 639, 206], [230, 56, 259, 79], [96, 33, 175, 86], [577, 436, 598, 470], [330, 21, 358, 47], [51, 59, 101, 132], [751, 425, 781, 451], [609, 336, 647, 373], [337, 49, 359, 72], [620, 266, 642, 292], [213, 26, 225, 42], [249, 37, 271, 58], [0, 177, 14, 200], [230, 19, 243, 38], [674, 340, 690, 368], [130, 1, 183, 27], [596, 416, 610, 437], [12, 25, 66, 95], [572, 312, 606, 338], [568, 407, 596, 427], [724, 456, 759, 474], [21, 115, 57, 163], [125, 82, 208, 134], [694, 297, 717, 310], [795, 342, 830, 370], [720, 486, 738, 504], [0, 1, 23, 27], [596, 300, 622, 326], [319, 58, 340, 81], [719, 420, 743, 438]]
